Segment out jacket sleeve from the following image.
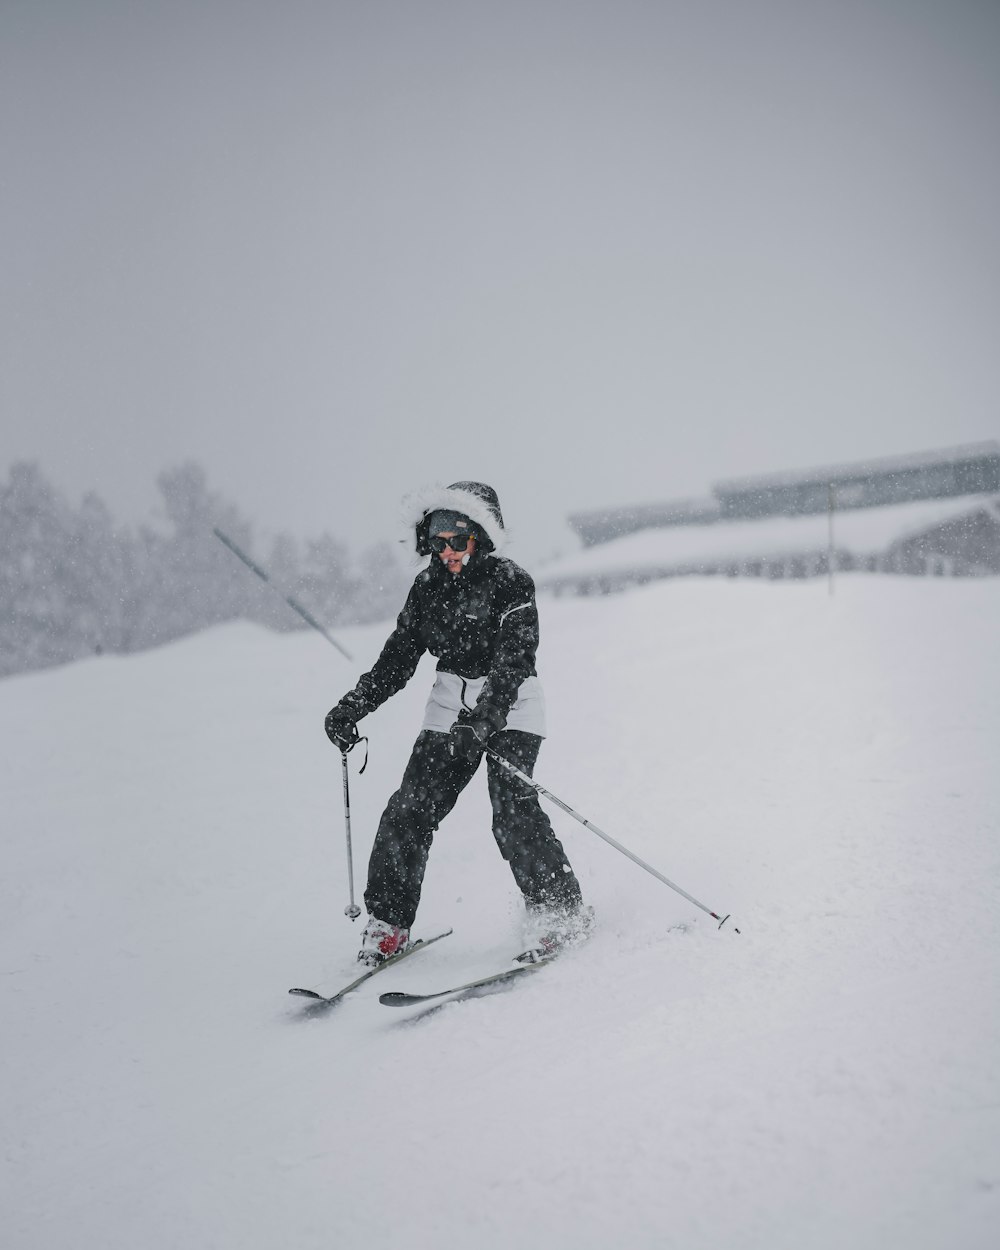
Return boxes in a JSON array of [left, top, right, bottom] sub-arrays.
[[475, 572, 539, 727], [342, 580, 425, 718]]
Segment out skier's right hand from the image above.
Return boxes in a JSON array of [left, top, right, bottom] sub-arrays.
[[324, 704, 360, 751]]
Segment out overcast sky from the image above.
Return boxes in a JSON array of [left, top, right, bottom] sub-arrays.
[[3, 0, 998, 560]]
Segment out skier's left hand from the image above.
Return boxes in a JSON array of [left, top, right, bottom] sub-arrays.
[[324, 703, 360, 751], [447, 707, 501, 761]]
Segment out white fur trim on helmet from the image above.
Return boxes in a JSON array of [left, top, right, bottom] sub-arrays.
[[400, 483, 508, 557]]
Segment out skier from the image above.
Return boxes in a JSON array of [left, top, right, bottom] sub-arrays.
[[324, 481, 590, 966]]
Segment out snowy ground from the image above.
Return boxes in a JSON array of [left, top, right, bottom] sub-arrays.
[[2, 575, 999, 1250]]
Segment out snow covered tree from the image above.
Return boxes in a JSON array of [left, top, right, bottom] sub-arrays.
[[0, 463, 101, 676], [0, 458, 408, 680], [298, 533, 358, 627], [140, 461, 257, 646], [350, 541, 409, 623]]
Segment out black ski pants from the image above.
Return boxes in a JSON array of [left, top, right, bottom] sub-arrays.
[[364, 729, 583, 930]]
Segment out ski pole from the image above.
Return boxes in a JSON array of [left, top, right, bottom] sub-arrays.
[[485, 746, 740, 932], [340, 748, 362, 920], [212, 527, 353, 661]]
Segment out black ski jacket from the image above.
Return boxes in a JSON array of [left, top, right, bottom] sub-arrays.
[[344, 550, 539, 727]]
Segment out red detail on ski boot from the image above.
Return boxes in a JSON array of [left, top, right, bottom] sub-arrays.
[[358, 917, 410, 966]]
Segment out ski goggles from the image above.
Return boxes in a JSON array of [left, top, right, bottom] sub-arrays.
[[429, 531, 475, 553]]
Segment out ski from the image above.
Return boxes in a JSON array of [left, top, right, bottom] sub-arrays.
[[288, 928, 453, 1009], [378, 951, 554, 1007]]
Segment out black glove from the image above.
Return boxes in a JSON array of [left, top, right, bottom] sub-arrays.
[[324, 701, 361, 751], [447, 705, 504, 762]]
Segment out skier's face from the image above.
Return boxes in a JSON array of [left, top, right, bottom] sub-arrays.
[[433, 531, 476, 575]]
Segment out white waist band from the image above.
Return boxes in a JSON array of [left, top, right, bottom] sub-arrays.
[[421, 671, 546, 738]]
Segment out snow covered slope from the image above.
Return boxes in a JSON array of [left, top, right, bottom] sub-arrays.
[[2, 577, 998, 1250]]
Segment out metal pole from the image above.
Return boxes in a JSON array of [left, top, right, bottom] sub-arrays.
[[212, 527, 353, 661], [341, 750, 362, 920], [486, 746, 739, 932]]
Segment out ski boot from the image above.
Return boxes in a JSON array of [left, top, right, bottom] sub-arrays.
[[357, 916, 410, 967]]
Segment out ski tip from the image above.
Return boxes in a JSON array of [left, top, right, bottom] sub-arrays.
[[288, 987, 325, 1000], [379, 991, 424, 1007]]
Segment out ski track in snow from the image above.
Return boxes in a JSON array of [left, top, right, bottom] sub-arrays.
[[2, 577, 999, 1249]]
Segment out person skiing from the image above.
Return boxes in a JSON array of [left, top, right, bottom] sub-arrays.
[[324, 481, 590, 966]]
